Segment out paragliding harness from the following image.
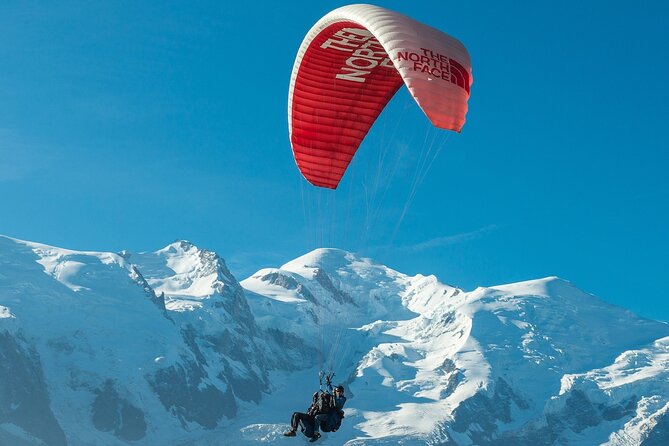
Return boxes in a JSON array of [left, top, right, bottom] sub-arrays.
[[310, 371, 345, 433]]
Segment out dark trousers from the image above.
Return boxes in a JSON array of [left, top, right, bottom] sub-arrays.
[[314, 413, 328, 433], [290, 412, 315, 437]]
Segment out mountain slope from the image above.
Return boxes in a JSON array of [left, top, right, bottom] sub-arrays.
[[0, 236, 182, 445]]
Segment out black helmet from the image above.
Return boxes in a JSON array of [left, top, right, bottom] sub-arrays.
[[335, 385, 345, 394]]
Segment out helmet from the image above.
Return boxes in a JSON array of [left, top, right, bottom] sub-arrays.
[[335, 385, 345, 394]]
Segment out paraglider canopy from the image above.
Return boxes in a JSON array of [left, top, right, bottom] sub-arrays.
[[288, 4, 473, 189]]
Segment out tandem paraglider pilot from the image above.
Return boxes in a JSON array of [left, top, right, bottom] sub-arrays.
[[283, 376, 346, 442]]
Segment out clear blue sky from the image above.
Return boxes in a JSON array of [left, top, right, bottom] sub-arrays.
[[1, 1, 667, 322]]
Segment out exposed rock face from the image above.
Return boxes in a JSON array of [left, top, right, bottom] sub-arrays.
[[313, 268, 355, 305], [260, 271, 317, 304], [0, 331, 67, 446], [451, 378, 531, 441], [91, 380, 147, 441], [149, 359, 236, 427]]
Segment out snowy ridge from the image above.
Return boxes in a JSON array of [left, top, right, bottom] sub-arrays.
[[1, 237, 668, 445]]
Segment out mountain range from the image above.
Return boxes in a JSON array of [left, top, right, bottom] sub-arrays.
[[0, 235, 667, 445]]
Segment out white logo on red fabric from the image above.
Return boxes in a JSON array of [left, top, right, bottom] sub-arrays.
[[397, 48, 470, 93], [320, 28, 394, 83]]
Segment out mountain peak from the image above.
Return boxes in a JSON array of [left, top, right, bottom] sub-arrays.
[[158, 239, 196, 255], [127, 241, 237, 302], [281, 247, 355, 272]]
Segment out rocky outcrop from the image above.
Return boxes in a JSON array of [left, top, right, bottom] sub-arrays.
[[0, 331, 67, 446], [91, 380, 147, 441]]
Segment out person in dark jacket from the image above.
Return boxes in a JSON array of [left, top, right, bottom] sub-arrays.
[[284, 384, 346, 442], [314, 385, 346, 436]]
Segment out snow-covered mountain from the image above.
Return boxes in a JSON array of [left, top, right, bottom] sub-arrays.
[[0, 237, 275, 446], [240, 249, 669, 445], [1, 236, 667, 445]]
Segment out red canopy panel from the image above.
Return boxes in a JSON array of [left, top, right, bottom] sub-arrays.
[[288, 5, 472, 189]]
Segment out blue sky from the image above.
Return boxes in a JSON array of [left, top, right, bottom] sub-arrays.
[[1, 1, 667, 322]]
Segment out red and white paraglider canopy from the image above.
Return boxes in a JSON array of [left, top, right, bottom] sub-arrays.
[[288, 4, 473, 189]]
